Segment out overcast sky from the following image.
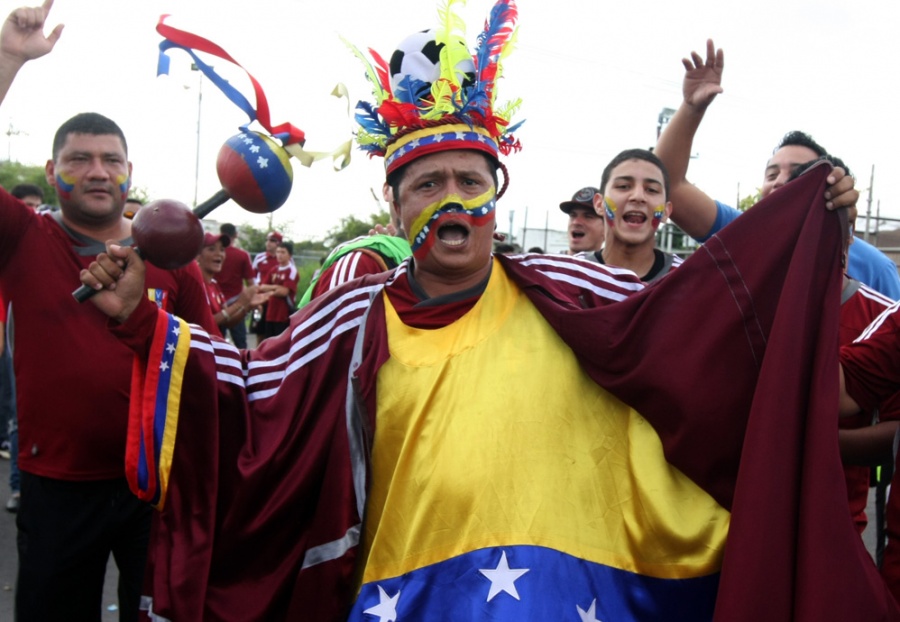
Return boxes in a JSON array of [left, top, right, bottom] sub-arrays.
[[4, 0, 899, 241]]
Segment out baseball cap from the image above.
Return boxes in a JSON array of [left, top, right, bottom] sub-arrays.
[[559, 187, 600, 214], [202, 232, 230, 247], [267, 231, 283, 243]]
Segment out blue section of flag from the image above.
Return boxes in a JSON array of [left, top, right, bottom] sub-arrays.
[[349, 545, 718, 621]]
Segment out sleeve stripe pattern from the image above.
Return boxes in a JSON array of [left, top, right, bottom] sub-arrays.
[[857, 283, 896, 308], [185, 281, 384, 402], [518, 255, 645, 301], [855, 300, 900, 343], [126, 310, 191, 510], [330, 253, 364, 290]]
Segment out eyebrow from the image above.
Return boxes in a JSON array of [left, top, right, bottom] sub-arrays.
[[613, 175, 662, 187]]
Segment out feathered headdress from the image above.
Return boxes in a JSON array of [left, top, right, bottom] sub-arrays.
[[346, 0, 523, 182]]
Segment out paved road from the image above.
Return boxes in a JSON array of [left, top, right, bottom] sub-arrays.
[[0, 449, 885, 620]]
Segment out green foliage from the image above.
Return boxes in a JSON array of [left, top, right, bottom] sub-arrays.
[[0, 160, 56, 204], [127, 185, 151, 204], [324, 209, 391, 247], [738, 190, 762, 212], [236, 221, 329, 255], [295, 261, 320, 296]]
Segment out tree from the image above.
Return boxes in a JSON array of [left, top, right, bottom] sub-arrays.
[[738, 189, 762, 212], [0, 160, 56, 204], [324, 209, 391, 247]]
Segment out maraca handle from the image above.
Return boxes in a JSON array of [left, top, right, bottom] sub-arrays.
[[71, 248, 144, 303], [193, 189, 230, 219]]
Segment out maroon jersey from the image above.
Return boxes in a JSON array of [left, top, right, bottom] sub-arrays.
[[219, 246, 254, 300], [839, 279, 896, 533], [253, 252, 278, 283], [203, 278, 226, 338], [264, 263, 298, 323], [311, 250, 387, 300], [0, 188, 217, 480]]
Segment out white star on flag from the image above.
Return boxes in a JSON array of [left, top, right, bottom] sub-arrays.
[[363, 585, 400, 622], [250, 145, 260, 153], [171, 324, 181, 337], [257, 156, 269, 168], [159, 360, 170, 373], [433, 134, 444, 142], [166, 343, 176, 354], [243, 136, 254, 144], [577, 598, 602, 622], [479, 551, 529, 602]]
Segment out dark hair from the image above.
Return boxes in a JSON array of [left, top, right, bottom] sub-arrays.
[[124, 197, 143, 205], [788, 154, 853, 183], [277, 240, 294, 255], [527, 246, 544, 253], [494, 243, 516, 254], [600, 148, 670, 198], [775, 131, 827, 158], [52, 113, 128, 160], [387, 151, 500, 208], [220, 223, 237, 237], [10, 183, 44, 201]]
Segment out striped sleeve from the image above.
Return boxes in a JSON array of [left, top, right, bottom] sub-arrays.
[[842, 301, 900, 412]]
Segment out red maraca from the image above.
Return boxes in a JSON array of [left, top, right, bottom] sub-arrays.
[[216, 131, 293, 213], [72, 199, 204, 302], [130, 199, 205, 269]]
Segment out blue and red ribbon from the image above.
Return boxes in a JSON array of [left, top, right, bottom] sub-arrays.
[[156, 15, 306, 147]]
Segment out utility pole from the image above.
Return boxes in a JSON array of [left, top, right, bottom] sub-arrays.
[[5, 121, 26, 162], [191, 64, 203, 208], [656, 108, 675, 140], [862, 165, 874, 243]]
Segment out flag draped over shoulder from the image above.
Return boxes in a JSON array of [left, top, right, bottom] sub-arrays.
[[511, 162, 899, 620], [121, 162, 900, 620]]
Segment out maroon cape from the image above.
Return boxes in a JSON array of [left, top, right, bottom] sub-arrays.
[[119, 163, 898, 620]]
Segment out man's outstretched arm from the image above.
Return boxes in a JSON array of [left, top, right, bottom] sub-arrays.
[[0, 0, 62, 108], [654, 39, 724, 240]]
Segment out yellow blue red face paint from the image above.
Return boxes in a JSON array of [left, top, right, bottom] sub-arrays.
[[55, 172, 131, 202], [603, 197, 617, 225], [652, 204, 666, 229], [55, 172, 76, 201], [408, 187, 496, 260], [603, 197, 666, 230], [117, 174, 131, 200]]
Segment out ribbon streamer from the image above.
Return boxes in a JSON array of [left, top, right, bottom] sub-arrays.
[[156, 14, 306, 147]]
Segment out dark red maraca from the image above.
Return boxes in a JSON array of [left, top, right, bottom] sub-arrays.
[[131, 199, 204, 269]]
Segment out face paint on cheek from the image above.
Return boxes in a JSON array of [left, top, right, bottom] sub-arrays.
[[408, 187, 497, 260], [651, 204, 666, 230], [603, 198, 617, 228], [55, 173, 76, 201], [116, 174, 131, 200]]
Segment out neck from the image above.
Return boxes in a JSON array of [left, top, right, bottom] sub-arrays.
[[61, 212, 132, 243], [601, 241, 656, 277], [411, 259, 492, 299]]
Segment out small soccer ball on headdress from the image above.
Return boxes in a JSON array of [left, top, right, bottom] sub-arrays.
[[389, 29, 475, 98]]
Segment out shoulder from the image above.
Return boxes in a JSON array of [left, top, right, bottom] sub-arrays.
[[847, 237, 900, 298], [499, 253, 644, 303]]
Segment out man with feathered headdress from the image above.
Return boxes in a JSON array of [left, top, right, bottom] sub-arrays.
[[82, 1, 898, 621]]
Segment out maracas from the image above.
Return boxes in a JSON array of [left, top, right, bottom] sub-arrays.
[[73, 130, 294, 302]]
